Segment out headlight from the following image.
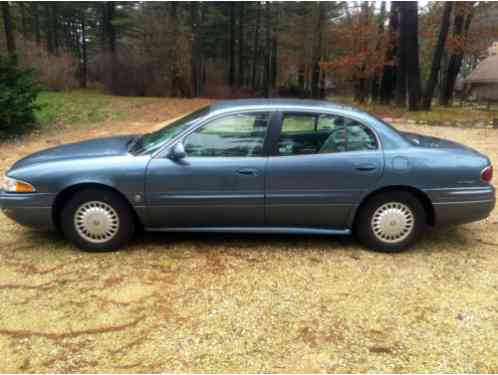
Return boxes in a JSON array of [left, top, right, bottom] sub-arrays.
[[2, 175, 36, 193]]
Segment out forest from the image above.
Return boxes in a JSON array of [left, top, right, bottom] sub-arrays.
[[1, 1, 498, 112]]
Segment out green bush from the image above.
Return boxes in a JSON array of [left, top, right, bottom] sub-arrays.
[[0, 56, 40, 138]]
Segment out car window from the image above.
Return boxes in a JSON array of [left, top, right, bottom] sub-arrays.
[[281, 115, 315, 134], [132, 106, 209, 155], [184, 112, 270, 157], [277, 113, 377, 156], [342, 119, 378, 152]]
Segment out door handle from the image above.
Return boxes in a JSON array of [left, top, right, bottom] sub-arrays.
[[354, 163, 377, 172], [237, 168, 258, 176]]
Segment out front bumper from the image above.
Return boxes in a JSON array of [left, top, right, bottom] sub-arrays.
[[426, 185, 496, 226], [0, 189, 56, 230]]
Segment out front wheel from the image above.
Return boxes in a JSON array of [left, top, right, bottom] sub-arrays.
[[355, 191, 426, 252], [60, 189, 135, 251]]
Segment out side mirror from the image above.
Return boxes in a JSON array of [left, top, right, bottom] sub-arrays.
[[168, 142, 186, 161]]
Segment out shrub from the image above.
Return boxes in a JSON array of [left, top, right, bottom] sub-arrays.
[[0, 56, 41, 137], [17, 39, 79, 91]]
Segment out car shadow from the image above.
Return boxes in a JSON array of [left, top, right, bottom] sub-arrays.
[[27, 224, 474, 256], [131, 230, 358, 253]]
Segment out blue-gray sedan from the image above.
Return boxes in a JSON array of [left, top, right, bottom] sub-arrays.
[[0, 99, 495, 252]]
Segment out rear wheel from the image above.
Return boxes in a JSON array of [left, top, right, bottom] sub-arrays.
[[355, 191, 425, 252], [60, 189, 135, 251]]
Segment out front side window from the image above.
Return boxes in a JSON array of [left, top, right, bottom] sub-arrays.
[[183, 112, 271, 157], [277, 113, 378, 156]]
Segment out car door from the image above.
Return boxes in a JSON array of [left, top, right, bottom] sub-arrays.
[[145, 111, 273, 228], [266, 111, 384, 229]]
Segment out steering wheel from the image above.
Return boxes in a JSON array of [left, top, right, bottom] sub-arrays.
[[319, 128, 347, 153]]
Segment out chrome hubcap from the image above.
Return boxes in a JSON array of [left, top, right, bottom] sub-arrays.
[[74, 201, 120, 244], [371, 202, 414, 243]]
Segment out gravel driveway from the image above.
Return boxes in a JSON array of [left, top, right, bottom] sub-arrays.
[[0, 106, 497, 372]]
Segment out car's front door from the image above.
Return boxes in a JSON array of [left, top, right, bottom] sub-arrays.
[[266, 112, 384, 229], [145, 111, 273, 228]]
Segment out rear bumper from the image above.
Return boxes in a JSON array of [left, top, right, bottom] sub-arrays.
[[426, 186, 496, 226], [0, 190, 55, 230]]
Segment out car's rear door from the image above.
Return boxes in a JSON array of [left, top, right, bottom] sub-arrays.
[[266, 111, 384, 229], [145, 111, 274, 228]]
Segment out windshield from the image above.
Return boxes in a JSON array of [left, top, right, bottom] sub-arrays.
[[130, 106, 210, 155]]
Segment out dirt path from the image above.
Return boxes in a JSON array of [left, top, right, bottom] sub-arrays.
[[0, 102, 497, 372]]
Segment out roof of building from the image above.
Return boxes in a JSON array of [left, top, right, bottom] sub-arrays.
[[465, 42, 498, 84]]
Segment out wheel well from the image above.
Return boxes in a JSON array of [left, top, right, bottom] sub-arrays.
[[352, 186, 435, 228], [52, 183, 143, 231]]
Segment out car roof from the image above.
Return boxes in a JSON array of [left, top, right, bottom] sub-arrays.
[[208, 98, 364, 115]]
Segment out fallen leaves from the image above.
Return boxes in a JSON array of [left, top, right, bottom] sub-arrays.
[[0, 101, 497, 372]]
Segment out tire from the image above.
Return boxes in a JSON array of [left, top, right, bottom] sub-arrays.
[[355, 191, 426, 252], [60, 189, 135, 251]]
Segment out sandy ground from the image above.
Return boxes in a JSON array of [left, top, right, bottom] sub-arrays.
[[0, 100, 497, 372]]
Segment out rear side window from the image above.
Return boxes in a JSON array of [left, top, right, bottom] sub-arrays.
[[277, 113, 378, 156]]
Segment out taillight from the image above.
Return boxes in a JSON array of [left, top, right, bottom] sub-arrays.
[[481, 165, 493, 183]]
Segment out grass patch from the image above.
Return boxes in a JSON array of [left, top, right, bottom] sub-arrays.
[[35, 89, 124, 127], [329, 95, 498, 123]]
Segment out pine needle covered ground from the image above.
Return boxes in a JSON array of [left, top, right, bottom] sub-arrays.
[[0, 91, 497, 372]]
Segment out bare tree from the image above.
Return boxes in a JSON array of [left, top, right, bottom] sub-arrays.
[[80, 8, 88, 88], [1, 2, 16, 56], [439, 2, 475, 106], [371, 1, 387, 102], [422, 2, 453, 110], [251, 2, 261, 90], [229, 2, 235, 86], [311, 2, 326, 99], [31, 3, 41, 46], [190, 2, 203, 96], [264, 2, 271, 97], [395, 1, 407, 107], [238, 3, 244, 87], [404, 1, 422, 111], [380, 2, 399, 104]]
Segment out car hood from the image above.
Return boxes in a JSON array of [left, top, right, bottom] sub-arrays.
[[9, 135, 137, 171], [402, 131, 484, 155]]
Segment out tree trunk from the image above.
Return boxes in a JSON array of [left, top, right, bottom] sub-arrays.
[[379, 2, 399, 104], [395, 1, 407, 107], [20, 3, 28, 39], [44, 4, 54, 54], [270, 2, 278, 90], [299, 3, 310, 98], [1, 2, 16, 57], [371, 1, 386, 103], [264, 2, 271, 98], [251, 2, 261, 90], [169, 2, 179, 96], [404, 1, 422, 111], [100, 3, 107, 49], [237, 3, 244, 87], [422, 2, 452, 110], [354, 2, 370, 103], [104, 2, 117, 92], [298, 64, 305, 98], [31, 3, 41, 46], [190, 2, 203, 97], [51, 3, 59, 55], [80, 10, 87, 89], [311, 2, 325, 99], [229, 3, 235, 87], [440, 2, 474, 106]]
